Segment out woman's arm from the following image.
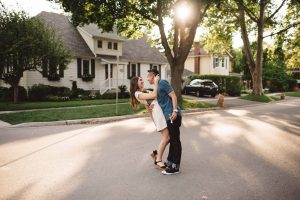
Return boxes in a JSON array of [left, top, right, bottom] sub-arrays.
[[137, 76, 159, 100]]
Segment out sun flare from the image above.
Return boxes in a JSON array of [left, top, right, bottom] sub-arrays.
[[174, 2, 191, 22]]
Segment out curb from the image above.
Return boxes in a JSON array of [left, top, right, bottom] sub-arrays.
[[5, 107, 222, 128], [2, 97, 296, 128]]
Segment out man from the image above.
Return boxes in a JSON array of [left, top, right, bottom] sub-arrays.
[[147, 68, 182, 175]]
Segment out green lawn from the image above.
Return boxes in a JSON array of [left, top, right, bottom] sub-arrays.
[[240, 94, 277, 103], [181, 98, 216, 110], [0, 99, 216, 125], [0, 99, 129, 111], [285, 92, 300, 97]]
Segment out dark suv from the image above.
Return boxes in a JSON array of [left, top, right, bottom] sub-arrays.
[[183, 79, 218, 97]]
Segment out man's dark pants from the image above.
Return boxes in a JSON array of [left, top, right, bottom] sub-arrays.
[[166, 115, 182, 168]]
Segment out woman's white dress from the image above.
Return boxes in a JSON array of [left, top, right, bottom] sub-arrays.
[[135, 91, 167, 132]]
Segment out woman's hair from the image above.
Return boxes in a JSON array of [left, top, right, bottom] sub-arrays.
[[130, 76, 140, 109]]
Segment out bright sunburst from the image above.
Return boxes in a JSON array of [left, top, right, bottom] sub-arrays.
[[174, 1, 192, 23]]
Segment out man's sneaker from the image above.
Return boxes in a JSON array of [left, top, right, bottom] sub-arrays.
[[162, 167, 180, 175]]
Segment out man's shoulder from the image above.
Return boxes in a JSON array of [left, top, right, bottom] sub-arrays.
[[159, 79, 170, 86]]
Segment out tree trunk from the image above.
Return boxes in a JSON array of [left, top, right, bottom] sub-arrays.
[[170, 61, 184, 106], [252, 1, 265, 96], [13, 84, 19, 104]]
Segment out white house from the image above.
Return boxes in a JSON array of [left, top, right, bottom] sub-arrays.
[[167, 42, 233, 80], [0, 12, 167, 93]]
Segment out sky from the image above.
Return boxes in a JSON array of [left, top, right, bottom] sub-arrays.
[[1, 0, 283, 48]]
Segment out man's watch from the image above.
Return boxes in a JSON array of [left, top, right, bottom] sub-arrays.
[[173, 109, 178, 113]]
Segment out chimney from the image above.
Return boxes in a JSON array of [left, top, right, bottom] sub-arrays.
[[194, 42, 201, 74]]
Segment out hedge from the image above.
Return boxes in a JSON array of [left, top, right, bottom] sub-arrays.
[[189, 74, 242, 96]]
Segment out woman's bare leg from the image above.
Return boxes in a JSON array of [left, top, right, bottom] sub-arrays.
[[156, 128, 170, 166]]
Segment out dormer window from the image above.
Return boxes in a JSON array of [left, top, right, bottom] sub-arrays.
[[108, 42, 112, 49], [97, 40, 102, 48], [113, 42, 118, 50]]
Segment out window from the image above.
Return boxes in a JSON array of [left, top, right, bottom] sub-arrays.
[[97, 40, 102, 48], [131, 64, 136, 77], [83, 60, 89, 75], [127, 63, 140, 78], [213, 57, 219, 68], [105, 64, 113, 79], [113, 42, 118, 50], [108, 42, 112, 49], [221, 58, 225, 68]]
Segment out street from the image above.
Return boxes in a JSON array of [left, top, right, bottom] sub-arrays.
[[0, 98, 299, 200]]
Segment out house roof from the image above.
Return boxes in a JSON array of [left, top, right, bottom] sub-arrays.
[[122, 37, 167, 64], [79, 24, 126, 41], [167, 68, 193, 77], [188, 47, 233, 58], [35, 12, 167, 64], [188, 48, 209, 56], [36, 12, 95, 58]]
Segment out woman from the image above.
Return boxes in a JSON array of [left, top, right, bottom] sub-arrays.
[[130, 76, 170, 169]]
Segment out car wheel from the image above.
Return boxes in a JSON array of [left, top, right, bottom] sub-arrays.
[[211, 93, 216, 98]]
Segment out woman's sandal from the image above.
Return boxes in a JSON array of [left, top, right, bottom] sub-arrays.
[[154, 160, 166, 169], [150, 150, 157, 161]]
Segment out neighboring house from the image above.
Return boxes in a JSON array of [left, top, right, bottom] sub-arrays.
[[0, 12, 167, 93], [289, 69, 300, 88], [167, 42, 233, 80]]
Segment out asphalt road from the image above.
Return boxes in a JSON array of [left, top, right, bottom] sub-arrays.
[[0, 98, 299, 200]]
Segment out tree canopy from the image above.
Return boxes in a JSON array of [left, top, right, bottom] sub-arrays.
[[0, 3, 71, 103]]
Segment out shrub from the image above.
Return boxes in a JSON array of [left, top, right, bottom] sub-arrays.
[[189, 74, 242, 96], [0, 87, 10, 101], [8, 86, 27, 101], [101, 92, 130, 99], [28, 84, 51, 101], [118, 85, 128, 98], [45, 95, 59, 101]]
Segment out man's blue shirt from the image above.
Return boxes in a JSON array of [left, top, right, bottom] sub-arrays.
[[157, 80, 181, 121]]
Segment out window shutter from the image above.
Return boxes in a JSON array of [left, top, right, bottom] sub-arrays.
[[159, 65, 161, 75], [91, 59, 95, 78], [213, 57, 216, 68], [127, 62, 131, 79], [110, 64, 113, 78], [105, 64, 108, 79], [59, 65, 64, 77], [150, 64, 153, 70], [138, 63, 141, 76], [77, 58, 82, 78]]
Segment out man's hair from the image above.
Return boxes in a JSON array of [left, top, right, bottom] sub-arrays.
[[147, 68, 159, 76]]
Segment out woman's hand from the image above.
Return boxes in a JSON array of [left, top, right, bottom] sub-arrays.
[[154, 75, 160, 85]]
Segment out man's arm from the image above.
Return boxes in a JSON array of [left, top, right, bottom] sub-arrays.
[[168, 91, 178, 121]]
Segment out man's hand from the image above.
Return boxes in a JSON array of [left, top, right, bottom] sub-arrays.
[[170, 111, 177, 121]]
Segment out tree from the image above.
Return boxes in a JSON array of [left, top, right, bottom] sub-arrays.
[[0, 4, 71, 103], [284, 1, 300, 70], [50, 0, 220, 104], [201, 0, 300, 95]]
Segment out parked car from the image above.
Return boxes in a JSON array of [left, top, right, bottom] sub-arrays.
[[183, 79, 218, 97]]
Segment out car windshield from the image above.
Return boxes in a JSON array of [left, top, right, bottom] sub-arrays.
[[190, 79, 203, 85]]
